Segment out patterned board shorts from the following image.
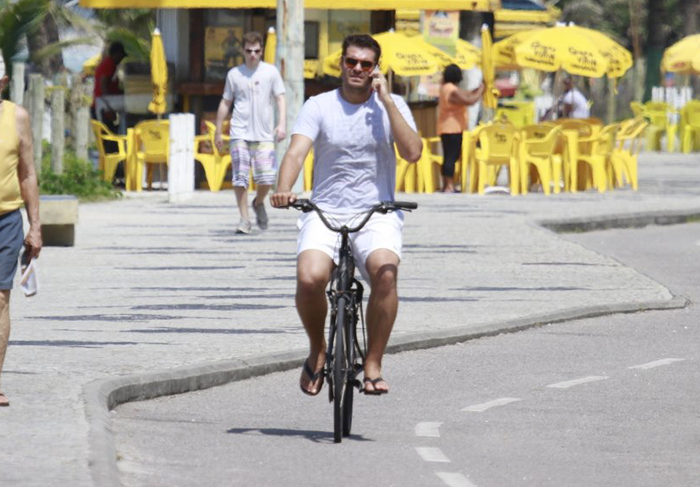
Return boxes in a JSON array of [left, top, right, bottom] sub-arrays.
[[230, 140, 277, 188]]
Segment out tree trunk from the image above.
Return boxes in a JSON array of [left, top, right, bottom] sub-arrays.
[[681, 0, 699, 36], [26, 14, 64, 79], [643, 0, 666, 102]]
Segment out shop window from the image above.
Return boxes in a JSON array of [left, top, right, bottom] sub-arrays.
[[305, 22, 319, 59]]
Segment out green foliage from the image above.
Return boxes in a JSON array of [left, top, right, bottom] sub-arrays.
[[39, 145, 122, 202], [94, 9, 155, 62], [0, 0, 48, 77]]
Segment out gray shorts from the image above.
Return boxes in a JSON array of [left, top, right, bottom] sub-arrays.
[[0, 210, 24, 290]]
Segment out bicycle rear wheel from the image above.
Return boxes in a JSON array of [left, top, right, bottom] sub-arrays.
[[333, 296, 348, 443]]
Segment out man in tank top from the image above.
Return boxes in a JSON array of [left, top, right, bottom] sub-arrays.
[[0, 56, 42, 407]]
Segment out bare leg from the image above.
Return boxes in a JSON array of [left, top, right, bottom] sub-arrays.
[[363, 249, 399, 393], [442, 175, 455, 192], [296, 250, 334, 394], [233, 186, 249, 222], [0, 290, 11, 402], [254, 184, 272, 206]]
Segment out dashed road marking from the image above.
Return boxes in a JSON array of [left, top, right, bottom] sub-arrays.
[[436, 472, 479, 487], [547, 376, 608, 389], [416, 446, 451, 463], [415, 422, 442, 437], [629, 358, 685, 370], [462, 397, 522, 412]]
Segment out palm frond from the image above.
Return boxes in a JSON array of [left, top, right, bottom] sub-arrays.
[[31, 36, 98, 63], [0, 0, 48, 70]]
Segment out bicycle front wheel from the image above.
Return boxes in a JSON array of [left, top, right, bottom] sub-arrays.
[[333, 295, 348, 443]]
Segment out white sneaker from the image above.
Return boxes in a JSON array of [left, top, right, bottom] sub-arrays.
[[236, 219, 252, 234], [252, 197, 269, 230]]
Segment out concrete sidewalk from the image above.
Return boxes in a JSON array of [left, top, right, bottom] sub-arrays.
[[2, 152, 699, 487]]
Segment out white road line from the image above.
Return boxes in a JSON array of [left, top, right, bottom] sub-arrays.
[[436, 472, 479, 487], [629, 358, 686, 370], [461, 397, 522, 412], [415, 422, 442, 437], [415, 446, 451, 463], [547, 376, 608, 389]]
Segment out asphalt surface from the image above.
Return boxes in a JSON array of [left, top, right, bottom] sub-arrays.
[[1, 151, 699, 486], [113, 223, 700, 487]]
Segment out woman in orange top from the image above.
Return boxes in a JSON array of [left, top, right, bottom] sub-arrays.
[[437, 64, 484, 192]]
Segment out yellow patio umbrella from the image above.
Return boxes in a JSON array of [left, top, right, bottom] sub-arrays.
[[322, 30, 449, 78], [82, 52, 103, 76], [512, 24, 633, 79], [264, 27, 276, 65], [148, 28, 168, 115], [455, 38, 480, 70], [493, 29, 543, 71], [481, 24, 498, 110], [662, 33, 700, 74]]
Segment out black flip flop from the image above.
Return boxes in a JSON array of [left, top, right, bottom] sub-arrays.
[[300, 360, 324, 396], [362, 377, 389, 395]]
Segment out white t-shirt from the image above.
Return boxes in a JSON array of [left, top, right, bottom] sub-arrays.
[[292, 89, 417, 213], [222, 61, 285, 142], [561, 88, 590, 119]]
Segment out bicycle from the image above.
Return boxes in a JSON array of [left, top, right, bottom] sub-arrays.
[[289, 199, 418, 443]]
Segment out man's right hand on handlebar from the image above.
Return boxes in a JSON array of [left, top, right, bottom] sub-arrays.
[[270, 191, 298, 208]]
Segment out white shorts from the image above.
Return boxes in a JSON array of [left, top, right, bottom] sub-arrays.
[[296, 210, 404, 282]]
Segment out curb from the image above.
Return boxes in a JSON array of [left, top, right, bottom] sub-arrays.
[[85, 295, 689, 486], [539, 208, 700, 233]]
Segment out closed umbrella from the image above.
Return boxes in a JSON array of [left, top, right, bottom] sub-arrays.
[[481, 24, 497, 110], [148, 28, 167, 116], [264, 26, 276, 65]]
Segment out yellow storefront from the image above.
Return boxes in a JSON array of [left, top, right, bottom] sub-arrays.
[[80, 0, 501, 130]]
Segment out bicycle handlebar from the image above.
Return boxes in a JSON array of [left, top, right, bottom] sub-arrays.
[[287, 199, 417, 234]]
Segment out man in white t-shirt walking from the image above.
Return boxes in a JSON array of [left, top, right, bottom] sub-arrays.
[[560, 76, 590, 119], [215, 31, 286, 234], [271, 34, 422, 395]]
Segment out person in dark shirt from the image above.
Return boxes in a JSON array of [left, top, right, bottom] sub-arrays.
[[91, 42, 126, 132]]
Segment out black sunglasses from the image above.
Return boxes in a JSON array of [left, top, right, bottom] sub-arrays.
[[343, 57, 375, 72]]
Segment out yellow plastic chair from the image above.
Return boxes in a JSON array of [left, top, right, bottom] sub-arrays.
[[630, 101, 644, 117], [681, 103, 700, 154], [464, 125, 490, 193], [642, 101, 676, 152], [91, 119, 128, 184], [420, 137, 443, 193], [474, 124, 520, 195], [611, 117, 648, 190], [575, 123, 620, 193], [134, 120, 170, 190], [395, 145, 417, 193], [194, 121, 231, 192], [519, 124, 563, 196], [495, 101, 535, 128], [303, 148, 314, 192]]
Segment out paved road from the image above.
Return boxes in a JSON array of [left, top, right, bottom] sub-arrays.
[[113, 223, 700, 487]]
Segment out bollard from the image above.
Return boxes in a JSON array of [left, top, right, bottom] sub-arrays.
[[28, 74, 44, 175], [10, 62, 25, 106], [51, 88, 65, 174], [167, 113, 195, 203]]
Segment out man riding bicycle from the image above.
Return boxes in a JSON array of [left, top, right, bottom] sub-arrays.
[[270, 34, 422, 396]]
